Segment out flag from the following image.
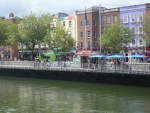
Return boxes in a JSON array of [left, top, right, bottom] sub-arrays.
[[85, 7, 88, 25], [99, 5, 102, 25]]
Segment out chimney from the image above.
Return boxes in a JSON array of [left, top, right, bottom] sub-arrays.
[[9, 13, 14, 18]]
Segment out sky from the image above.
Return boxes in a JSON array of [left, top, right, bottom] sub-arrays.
[[0, 0, 150, 18]]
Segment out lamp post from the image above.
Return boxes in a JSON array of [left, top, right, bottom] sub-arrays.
[[99, 4, 102, 53]]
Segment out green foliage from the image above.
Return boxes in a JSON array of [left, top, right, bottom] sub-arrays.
[[0, 19, 9, 46], [98, 21, 132, 53], [6, 12, 54, 60], [44, 27, 75, 51], [17, 12, 53, 50], [6, 22, 20, 45], [143, 15, 150, 45]]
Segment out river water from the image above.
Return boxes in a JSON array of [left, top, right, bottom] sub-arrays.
[[0, 76, 150, 113]]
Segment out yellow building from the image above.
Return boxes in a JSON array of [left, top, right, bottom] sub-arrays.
[[59, 11, 78, 48]]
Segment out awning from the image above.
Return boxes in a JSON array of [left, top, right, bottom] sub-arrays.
[[75, 51, 100, 56]]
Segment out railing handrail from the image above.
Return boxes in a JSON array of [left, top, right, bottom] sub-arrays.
[[0, 61, 150, 75]]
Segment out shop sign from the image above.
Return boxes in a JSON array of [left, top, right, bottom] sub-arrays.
[[75, 50, 100, 56]]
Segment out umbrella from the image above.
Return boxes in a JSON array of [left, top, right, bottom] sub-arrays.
[[129, 54, 147, 58], [108, 54, 126, 58], [90, 54, 106, 58]]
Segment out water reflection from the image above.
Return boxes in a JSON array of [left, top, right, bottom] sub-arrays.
[[0, 76, 150, 113]]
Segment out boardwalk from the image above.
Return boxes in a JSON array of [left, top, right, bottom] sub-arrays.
[[0, 61, 150, 75]]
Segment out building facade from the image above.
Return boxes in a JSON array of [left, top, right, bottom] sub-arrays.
[[120, 4, 146, 56], [101, 7, 120, 53], [59, 11, 78, 48], [101, 8, 120, 29], [76, 6, 100, 51], [2, 3, 150, 61], [0, 13, 21, 61]]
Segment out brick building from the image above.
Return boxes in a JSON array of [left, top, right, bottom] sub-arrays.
[[0, 13, 21, 61], [101, 8, 120, 53], [101, 8, 120, 29], [76, 6, 100, 51]]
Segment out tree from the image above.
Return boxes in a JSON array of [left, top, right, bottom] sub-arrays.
[[6, 21, 21, 45], [6, 12, 54, 60], [143, 15, 150, 45], [98, 21, 132, 53], [44, 27, 75, 52], [0, 19, 9, 46]]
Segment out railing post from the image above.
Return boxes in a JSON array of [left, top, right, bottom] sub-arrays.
[[94, 64, 95, 71], [100, 64, 102, 72], [128, 65, 131, 74]]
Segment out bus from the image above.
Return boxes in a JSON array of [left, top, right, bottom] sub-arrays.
[[38, 52, 72, 62]]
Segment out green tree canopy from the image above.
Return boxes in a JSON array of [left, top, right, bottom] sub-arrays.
[[0, 19, 10, 46], [6, 21, 20, 46], [18, 12, 53, 50], [44, 27, 75, 51], [99, 21, 132, 53], [143, 15, 150, 45], [6, 12, 54, 60]]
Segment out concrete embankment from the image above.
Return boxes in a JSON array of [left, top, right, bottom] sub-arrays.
[[0, 67, 150, 87], [0, 61, 150, 87]]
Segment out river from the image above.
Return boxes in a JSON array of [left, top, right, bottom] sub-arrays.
[[0, 75, 150, 113]]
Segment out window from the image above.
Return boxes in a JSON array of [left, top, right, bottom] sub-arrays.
[[80, 32, 83, 38], [131, 27, 135, 35], [51, 23, 56, 27], [138, 26, 143, 34], [113, 15, 117, 23], [69, 21, 71, 27], [139, 39, 143, 46], [106, 16, 110, 24], [85, 20, 90, 26], [94, 41, 97, 47], [132, 39, 135, 47], [93, 20, 96, 26], [80, 21, 83, 27], [68, 31, 71, 36], [87, 41, 90, 48], [87, 31, 90, 38], [63, 22, 65, 26], [80, 42, 83, 48], [123, 15, 128, 23], [87, 20, 90, 25], [130, 14, 135, 23], [138, 14, 143, 22], [93, 31, 96, 38]]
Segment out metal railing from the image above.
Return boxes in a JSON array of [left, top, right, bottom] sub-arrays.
[[0, 61, 150, 75]]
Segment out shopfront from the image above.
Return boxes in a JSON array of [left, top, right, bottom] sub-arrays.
[[72, 50, 100, 68]]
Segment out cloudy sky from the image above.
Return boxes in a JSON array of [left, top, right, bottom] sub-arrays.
[[0, 0, 150, 18]]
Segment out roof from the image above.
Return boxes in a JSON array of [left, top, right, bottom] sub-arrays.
[[9, 16, 21, 20], [54, 12, 69, 18]]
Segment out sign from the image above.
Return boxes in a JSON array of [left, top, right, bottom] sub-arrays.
[[53, 47, 58, 53], [75, 50, 100, 56], [53, 47, 58, 51]]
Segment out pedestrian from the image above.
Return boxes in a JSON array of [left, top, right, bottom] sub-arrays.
[[117, 59, 120, 66], [114, 59, 117, 69], [148, 58, 150, 63]]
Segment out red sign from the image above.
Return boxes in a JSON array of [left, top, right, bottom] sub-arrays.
[[75, 50, 100, 56]]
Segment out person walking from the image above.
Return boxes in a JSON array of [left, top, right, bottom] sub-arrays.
[[114, 59, 117, 69]]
